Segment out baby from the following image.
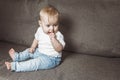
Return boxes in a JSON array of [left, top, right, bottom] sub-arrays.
[[5, 5, 65, 72]]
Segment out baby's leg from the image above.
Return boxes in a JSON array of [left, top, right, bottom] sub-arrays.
[[16, 49, 33, 61], [9, 48, 15, 60], [10, 55, 58, 72], [5, 62, 11, 70], [11, 58, 41, 72], [10, 48, 33, 62]]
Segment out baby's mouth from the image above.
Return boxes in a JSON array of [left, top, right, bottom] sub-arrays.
[[48, 32, 52, 34]]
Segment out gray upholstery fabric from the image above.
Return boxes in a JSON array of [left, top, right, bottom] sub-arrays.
[[49, 0, 120, 56], [0, 42, 120, 80], [0, 0, 120, 57], [0, 0, 47, 45]]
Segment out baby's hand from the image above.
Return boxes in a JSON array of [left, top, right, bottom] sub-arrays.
[[29, 48, 35, 53], [49, 33, 56, 40]]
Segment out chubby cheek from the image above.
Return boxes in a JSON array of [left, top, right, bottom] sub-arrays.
[[54, 27, 59, 33], [42, 27, 49, 34]]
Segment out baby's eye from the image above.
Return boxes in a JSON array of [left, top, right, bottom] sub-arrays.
[[54, 24, 58, 27], [46, 25, 50, 27]]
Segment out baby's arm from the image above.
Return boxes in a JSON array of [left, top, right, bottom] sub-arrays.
[[29, 39, 38, 53], [49, 33, 63, 52]]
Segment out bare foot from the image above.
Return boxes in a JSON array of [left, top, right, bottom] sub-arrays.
[[5, 62, 11, 70], [9, 48, 15, 60]]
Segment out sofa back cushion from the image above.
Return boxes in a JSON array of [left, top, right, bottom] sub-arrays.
[[50, 0, 120, 57], [0, 0, 120, 57]]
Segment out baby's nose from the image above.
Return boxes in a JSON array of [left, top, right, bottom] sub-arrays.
[[49, 26, 54, 32]]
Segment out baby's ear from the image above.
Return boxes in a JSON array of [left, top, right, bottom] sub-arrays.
[[38, 20, 42, 26]]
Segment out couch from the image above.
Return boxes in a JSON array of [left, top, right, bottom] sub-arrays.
[[0, 0, 120, 80]]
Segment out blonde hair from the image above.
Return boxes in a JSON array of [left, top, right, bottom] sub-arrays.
[[39, 5, 60, 25]]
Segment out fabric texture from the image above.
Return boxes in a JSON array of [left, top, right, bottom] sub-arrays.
[[0, 0, 120, 57], [0, 42, 120, 80]]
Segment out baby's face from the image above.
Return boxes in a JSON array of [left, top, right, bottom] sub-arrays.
[[39, 16, 59, 35]]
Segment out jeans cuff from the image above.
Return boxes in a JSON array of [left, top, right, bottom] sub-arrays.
[[11, 62, 16, 71]]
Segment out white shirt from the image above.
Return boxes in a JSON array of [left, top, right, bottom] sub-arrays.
[[35, 27, 65, 57]]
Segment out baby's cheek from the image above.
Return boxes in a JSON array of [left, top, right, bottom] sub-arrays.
[[54, 29, 58, 33]]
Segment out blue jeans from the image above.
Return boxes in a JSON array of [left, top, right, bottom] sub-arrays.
[[11, 48, 61, 72]]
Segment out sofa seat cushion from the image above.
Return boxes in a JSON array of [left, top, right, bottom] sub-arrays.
[[0, 42, 120, 80]]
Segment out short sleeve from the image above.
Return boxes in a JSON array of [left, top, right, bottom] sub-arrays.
[[35, 27, 41, 40], [56, 32, 66, 48]]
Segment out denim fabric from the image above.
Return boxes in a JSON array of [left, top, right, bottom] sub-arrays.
[[11, 48, 61, 72]]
